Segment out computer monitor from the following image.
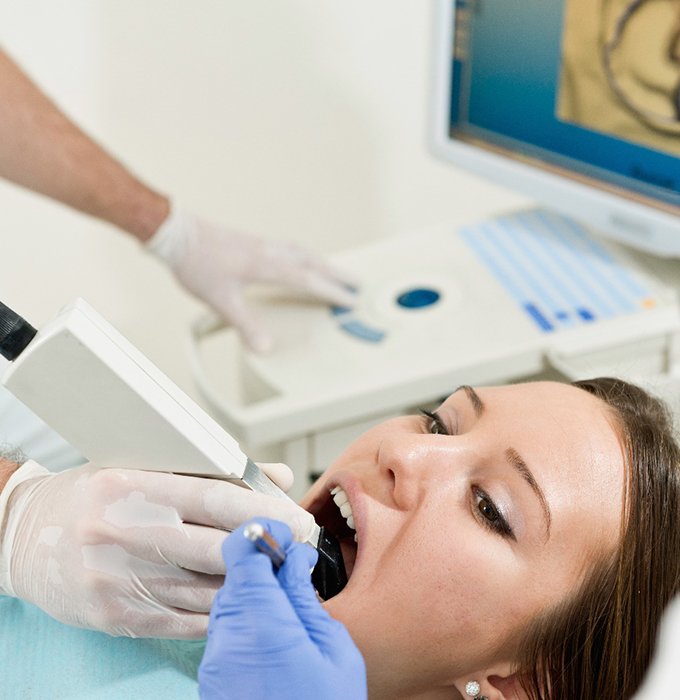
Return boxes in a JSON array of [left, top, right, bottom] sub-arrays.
[[430, 0, 680, 257]]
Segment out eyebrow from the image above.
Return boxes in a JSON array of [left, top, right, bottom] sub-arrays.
[[457, 385, 484, 418], [455, 385, 553, 539], [505, 447, 552, 539]]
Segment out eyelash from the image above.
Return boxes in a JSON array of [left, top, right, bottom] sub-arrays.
[[419, 409, 515, 540], [420, 409, 448, 435], [473, 489, 514, 539]]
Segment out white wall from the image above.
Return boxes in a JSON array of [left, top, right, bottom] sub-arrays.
[[0, 1, 526, 395]]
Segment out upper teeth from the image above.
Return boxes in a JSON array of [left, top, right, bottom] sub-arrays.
[[330, 486, 357, 541]]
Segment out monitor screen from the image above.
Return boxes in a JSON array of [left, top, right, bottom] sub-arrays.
[[431, 0, 680, 257]]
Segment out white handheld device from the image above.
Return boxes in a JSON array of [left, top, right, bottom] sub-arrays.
[[0, 298, 270, 483], [0, 297, 347, 598]]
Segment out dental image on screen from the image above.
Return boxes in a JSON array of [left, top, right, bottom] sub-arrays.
[[449, 0, 680, 208], [557, 0, 680, 156]]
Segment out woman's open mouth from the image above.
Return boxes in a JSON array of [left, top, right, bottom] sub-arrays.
[[309, 484, 359, 595]]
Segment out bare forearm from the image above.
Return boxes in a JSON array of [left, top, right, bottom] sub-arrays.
[[0, 48, 169, 241], [0, 458, 20, 495]]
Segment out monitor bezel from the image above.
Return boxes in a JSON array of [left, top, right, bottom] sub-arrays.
[[429, 0, 680, 258]]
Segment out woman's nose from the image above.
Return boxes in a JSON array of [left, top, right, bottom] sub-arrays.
[[377, 433, 472, 510]]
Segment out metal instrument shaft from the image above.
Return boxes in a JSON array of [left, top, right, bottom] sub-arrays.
[[243, 522, 287, 567]]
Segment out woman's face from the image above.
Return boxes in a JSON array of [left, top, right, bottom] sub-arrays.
[[301, 381, 625, 699]]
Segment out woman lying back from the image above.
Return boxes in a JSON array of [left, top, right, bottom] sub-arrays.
[[300, 377, 680, 699]]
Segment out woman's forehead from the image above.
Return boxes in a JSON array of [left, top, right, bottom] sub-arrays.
[[444, 381, 606, 419], [452, 381, 622, 467]]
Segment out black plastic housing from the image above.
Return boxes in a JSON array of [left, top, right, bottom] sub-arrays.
[[0, 301, 36, 362], [311, 526, 348, 600]]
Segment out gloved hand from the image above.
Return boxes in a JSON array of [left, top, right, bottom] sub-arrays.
[[147, 207, 356, 353], [198, 518, 367, 700], [0, 461, 316, 639]]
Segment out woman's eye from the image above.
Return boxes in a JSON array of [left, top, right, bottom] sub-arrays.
[[419, 409, 449, 435], [474, 488, 514, 539]]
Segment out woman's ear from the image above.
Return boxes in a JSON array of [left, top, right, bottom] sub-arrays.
[[486, 672, 530, 699], [454, 662, 530, 700]]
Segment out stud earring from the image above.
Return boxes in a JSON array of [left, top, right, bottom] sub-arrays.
[[465, 680, 488, 700]]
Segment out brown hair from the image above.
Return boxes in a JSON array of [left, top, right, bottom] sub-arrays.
[[517, 377, 680, 699]]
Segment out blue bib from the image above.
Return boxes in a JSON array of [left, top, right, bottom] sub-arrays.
[[0, 596, 202, 699]]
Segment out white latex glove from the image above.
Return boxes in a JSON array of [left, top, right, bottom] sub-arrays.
[[147, 207, 356, 353], [0, 460, 315, 639]]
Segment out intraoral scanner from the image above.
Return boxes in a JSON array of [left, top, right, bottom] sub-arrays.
[[0, 297, 347, 600]]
